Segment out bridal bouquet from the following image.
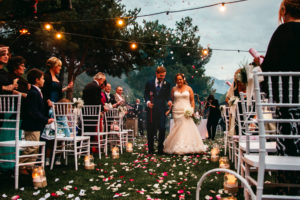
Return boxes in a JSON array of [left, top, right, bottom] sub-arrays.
[[184, 107, 194, 119]]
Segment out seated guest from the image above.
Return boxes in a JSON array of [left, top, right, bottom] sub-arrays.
[[20, 68, 54, 174]]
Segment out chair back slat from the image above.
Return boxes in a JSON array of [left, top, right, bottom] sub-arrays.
[[268, 76, 273, 103], [278, 76, 283, 103], [0, 95, 21, 142], [80, 105, 101, 133], [53, 103, 77, 138]]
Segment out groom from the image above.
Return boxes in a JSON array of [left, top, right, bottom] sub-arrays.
[[144, 66, 172, 154]]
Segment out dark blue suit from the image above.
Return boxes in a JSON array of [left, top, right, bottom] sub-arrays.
[[144, 79, 171, 154], [22, 86, 49, 131]]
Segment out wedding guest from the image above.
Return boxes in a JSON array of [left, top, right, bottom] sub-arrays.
[[82, 72, 106, 106], [104, 83, 117, 107], [7, 56, 30, 122], [0, 46, 19, 172], [254, 0, 300, 156], [225, 68, 247, 136], [253, 0, 300, 189], [42, 57, 73, 103], [7, 56, 30, 98], [20, 68, 54, 174], [205, 94, 221, 140], [0, 45, 17, 94], [114, 86, 128, 117], [134, 98, 144, 136], [41, 57, 73, 166]]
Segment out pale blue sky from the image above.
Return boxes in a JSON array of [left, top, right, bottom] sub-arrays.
[[122, 0, 282, 80]]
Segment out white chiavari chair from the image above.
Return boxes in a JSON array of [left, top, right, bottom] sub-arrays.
[[244, 71, 300, 200], [81, 105, 107, 158], [51, 103, 90, 171], [105, 108, 127, 154], [0, 94, 46, 189]]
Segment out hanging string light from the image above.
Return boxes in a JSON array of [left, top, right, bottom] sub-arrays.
[[44, 23, 52, 31], [19, 28, 29, 35], [116, 18, 125, 28], [130, 42, 138, 50], [219, 3, 226, 12], [55, 32, 63, 39]]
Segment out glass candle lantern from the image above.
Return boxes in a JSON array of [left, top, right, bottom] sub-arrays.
[[112, 146, 120, 159], [32, 167, 44, 188], [126, 142, 133, 153], [223, 173, 238, 194], [219, 157, 230, 169], [84, 155, 95, 170], [211, 148, 220, 162]]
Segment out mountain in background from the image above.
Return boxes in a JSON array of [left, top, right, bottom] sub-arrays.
[[212, 78, 232, 94]]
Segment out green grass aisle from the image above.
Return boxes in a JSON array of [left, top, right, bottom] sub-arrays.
[[0, 135, 244, 199]]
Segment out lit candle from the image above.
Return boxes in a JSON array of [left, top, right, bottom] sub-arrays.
[[84, 155, 95, 170], [32, 168, 43, 188], [224, 174, 238, 194], [112, 146, 120, 159], [211, 148, 219, 162], [219, 157, 230, 169], [126, 142, 133, 153]]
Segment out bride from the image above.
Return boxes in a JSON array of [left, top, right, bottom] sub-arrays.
[[164, 73, 206, 154]]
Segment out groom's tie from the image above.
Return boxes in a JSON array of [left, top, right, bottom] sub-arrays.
[[156, 81, 161, 94]]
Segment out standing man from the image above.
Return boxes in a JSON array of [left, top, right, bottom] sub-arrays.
[[104, 83, 117, 107], [82, 72, 106, 106], [82, 72, 106, 133], [114, 86, 127, 117], [144, 66, 172, 154], [134, 98, 144, 136]]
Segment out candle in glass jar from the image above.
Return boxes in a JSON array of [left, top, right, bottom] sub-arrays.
[[126, 142, 133, 153]]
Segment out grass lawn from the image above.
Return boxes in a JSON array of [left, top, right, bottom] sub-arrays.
[[0, 134, 245, 200]]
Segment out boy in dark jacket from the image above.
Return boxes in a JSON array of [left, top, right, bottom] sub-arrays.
[[20, 68, 53, 173]]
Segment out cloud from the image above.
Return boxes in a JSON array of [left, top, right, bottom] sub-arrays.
[[122, 0, 282, 79]]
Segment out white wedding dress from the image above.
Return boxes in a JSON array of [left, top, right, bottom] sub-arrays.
[[164, 90, 207, 154]]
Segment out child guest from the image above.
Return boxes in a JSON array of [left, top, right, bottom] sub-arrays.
[[20, 68, 54, 174]]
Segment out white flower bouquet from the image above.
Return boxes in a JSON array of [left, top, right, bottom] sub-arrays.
[[73, 98, 84, 109], [184, 107, 194, 119]]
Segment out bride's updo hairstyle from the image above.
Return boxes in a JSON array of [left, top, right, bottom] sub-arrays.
[[174, 73, 187, 85], [279, 0, 300, 23]]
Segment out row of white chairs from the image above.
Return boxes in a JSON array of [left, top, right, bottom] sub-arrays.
[[0, 98, 134, 189], [199, 71, 300, 200]]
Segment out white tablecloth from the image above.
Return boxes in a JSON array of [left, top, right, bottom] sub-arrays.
[[169, 119, 208, 139]]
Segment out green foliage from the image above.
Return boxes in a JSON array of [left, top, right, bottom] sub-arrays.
[[126, 17, 213, 101]]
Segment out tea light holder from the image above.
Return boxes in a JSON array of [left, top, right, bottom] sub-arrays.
[[84, 155, 95, 170], [126, 142, 133, 153], [223, 173, 238, 194], [211, 147, 220, 162], [32, 166, 47, 188], [112, 146, 120, 159], [219, 157, 230, 169]]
